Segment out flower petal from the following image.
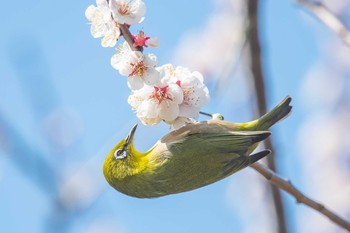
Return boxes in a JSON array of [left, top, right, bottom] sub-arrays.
[[96, 0, 108, 8], [101, 27, 120, 47], [143, 68, 160, 86], [127, 76, 144, 90], [158, 101, 179, 121], [91, 23, 106, 38], [192, 71, 204, 82], [179, 105, 200, 119], [85, 5, 97, 21], [144, 53, 157, 67], [168, 84, 184, 104], [110, 0, 146, 25], [145, 37, 160, 48], [138, 100, 159, 118]]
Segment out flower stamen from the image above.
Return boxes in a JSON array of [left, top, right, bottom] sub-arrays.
[[129, 60, 147, 77], [118, 3, 130, 15], [150, 86, 173, 104]]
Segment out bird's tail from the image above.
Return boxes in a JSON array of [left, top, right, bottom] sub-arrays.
[[248, 149, 271, 164], [256, 96, 292, 131]]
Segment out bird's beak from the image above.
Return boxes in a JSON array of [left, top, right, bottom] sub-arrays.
[[125, 123, 138, 147]]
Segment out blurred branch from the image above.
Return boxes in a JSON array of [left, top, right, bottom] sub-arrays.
[[0, 114, 57, 194], [297, 0, 350, 46], [246, 1, 288, 232], [214, 34, 249, 94], [251, 162, 350, 232]]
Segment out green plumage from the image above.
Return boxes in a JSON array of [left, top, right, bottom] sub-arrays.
[[103, 96, 292, 198]]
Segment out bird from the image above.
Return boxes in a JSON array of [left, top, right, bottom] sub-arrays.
[[103, 96, 292, 198]]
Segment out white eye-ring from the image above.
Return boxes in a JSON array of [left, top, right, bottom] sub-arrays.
[[114, 149, 127, 160]]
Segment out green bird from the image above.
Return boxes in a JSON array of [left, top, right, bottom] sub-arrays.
[[103, 96, 292, 198]]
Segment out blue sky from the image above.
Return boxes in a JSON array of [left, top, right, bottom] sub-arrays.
[[0, 0, 343, 232]]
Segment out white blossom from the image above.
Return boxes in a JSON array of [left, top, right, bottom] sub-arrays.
[[111, 42, 160, 90], [128, 64, 210, 129], [158, 64, 210, 120], [128, 82, 184, 125], [109, 0, 146, 25], [100, 23, 121, 47], [85, 0, 211, 130], [85, 0, 120, 47]]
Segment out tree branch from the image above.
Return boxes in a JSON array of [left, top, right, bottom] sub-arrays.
[[297, 0, 350, 46], [246, 1, 288, 232], [251, 162, 350, 232]]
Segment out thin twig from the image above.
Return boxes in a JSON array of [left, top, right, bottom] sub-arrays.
[[199, 111, 213, 118], [246, 1, 288, 232], [251, 162, 350, 232], [297, 0, 350, 46]]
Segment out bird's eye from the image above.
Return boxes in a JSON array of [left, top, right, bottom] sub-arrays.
[[114, 149, 127, 160]]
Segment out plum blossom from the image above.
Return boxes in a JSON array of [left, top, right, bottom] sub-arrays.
[[158, 64, 210, 120], [128, 65, 210, 129], [109, 0, 146, 25], [177, 70, 210, 118], [85, 0, 210, 130], [111, 42, 160, 89], [128, 82, 184, 125], [85, 0, 121, 47]]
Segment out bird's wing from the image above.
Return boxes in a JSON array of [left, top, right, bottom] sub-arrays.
[[161, 127, 271, 174], [146, 129, 271, 195], [190, 130, 270, 154], [161, 122, 271, 155]]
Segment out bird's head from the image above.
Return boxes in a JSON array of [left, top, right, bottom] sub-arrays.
[[103, 124, 148, 181]]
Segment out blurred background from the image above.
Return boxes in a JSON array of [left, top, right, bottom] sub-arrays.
[[1, 0, 350, 232]]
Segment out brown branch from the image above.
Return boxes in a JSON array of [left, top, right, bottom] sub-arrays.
[[246, 1, 288, 232], [297, 0, 350, 46], [251, 162, 350, 232]]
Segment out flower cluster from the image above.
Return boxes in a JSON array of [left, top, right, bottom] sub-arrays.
[[85, 0, 145, 47], [127, 63, 210, 128], [85, 0, 210, 129]]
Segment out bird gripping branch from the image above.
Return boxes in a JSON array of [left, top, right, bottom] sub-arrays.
[[103, 96, 292, 198]]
